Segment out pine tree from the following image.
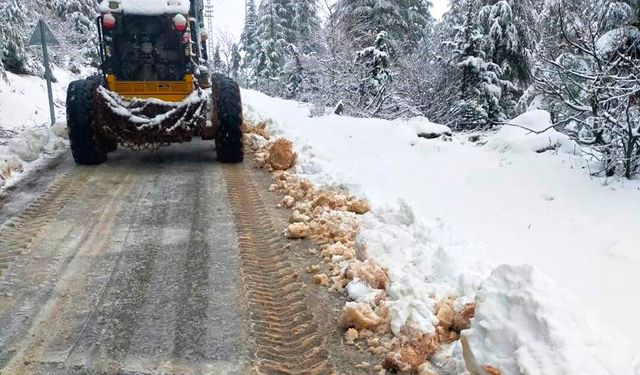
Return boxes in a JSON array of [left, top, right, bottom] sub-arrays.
[[49, 0, 96, 17], [333, 0, 436, 53], [292, 0, 322, 53], [212, 44, 223, 73], [240, 0, 259, 70], [477, 0, 538, 87], [274, 0, 297, 45], [355, 31, 392, 110], [442, 0, 466, 31], [452, 0, 507, 128], [284, 44, 304, 97], [230, 43, 241, 79], [333, 0, 408, 52], [399, 0, 435, 49], [255, 0, 289, 85], [432, 0, 467, 66]]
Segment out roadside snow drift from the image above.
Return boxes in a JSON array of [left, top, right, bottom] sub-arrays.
[[0, 68, 73, 188], [242, 89, 640, 374], [465, 265, 633, 375]]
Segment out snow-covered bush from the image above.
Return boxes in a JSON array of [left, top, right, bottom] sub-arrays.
[[535, 0, 640, 178], [487, 110, 578, 154]]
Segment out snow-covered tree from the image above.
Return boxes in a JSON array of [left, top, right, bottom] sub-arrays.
[[0, 0, 32, 75], [230, 43, 241, 79], [477, 0, 537, 87], [240, 0, 259, 71], [355, 31, 392, 112], [212, 44, 223, 73], [535, 0, 640, 177], [274, 0, 297, 45], [292, 0, 322, 53], [451, 0, 510, 128], [0, 0, 99, 77], [332, 0, 409, 52], [254, 0, 289, 90], [333, 0, 436, 53], [399, 0, 436, 50], [283, 44, 304, 97]]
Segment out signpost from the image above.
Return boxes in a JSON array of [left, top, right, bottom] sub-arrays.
[[29, 20, 59, 126]]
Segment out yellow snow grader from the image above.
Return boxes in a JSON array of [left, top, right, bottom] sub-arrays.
[[66, 0, 243, 165]]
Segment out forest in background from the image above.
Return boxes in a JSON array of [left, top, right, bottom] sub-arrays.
[[0, 0, 98, 76], [230, 0, 640, 178]]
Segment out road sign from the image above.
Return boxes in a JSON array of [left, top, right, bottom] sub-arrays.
[[29, 20, 59, 46], [29, 20, 59, 125]]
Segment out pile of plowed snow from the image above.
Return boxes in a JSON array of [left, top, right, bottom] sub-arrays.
[[0, 123, 68, 189], [242, 89, 640, 374]]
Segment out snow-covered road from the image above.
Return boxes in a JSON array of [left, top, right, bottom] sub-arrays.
[[243, 89, 640, 374], [0, 143, 250, 372], [0, 142, 371, 374]]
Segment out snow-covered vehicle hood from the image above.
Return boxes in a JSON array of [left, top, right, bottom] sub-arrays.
[[98, 0, 190, 15]]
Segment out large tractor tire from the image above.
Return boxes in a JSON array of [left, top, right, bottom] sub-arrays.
[[213, 74, 244, 163], [86, 75, 118, 153], [66, 79, 107, 165]]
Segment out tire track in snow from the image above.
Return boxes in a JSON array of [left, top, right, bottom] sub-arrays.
[[224, 164, 333, 375], [0, 168, 93, 277]]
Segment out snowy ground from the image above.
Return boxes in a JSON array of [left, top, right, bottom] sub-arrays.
[[0, 68, 76, 189], [242, 89, 640, 374]]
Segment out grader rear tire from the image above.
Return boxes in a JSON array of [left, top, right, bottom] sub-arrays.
[[66, 79, 107, 165], [213, 74, 244, 163]]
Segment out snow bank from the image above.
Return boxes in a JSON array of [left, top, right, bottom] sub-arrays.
[[487, 110, 578, 154], [8, 128, 62, 162], [0, 124, 67, 189], [465, 265, 637, 375], [0, 68, 74, 132], [0, 69, 74, 189], [241, 89, 640, 373], [98, 0, 191, 15]]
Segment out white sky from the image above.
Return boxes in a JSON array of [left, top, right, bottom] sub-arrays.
[[210, 0, 450, 42]]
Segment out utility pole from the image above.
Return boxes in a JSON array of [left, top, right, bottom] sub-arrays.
[[204, 0, 214, 66]]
